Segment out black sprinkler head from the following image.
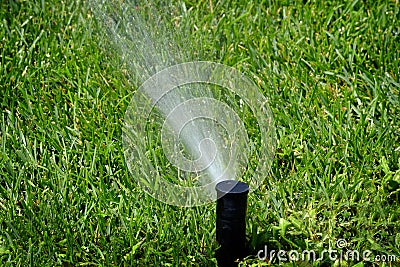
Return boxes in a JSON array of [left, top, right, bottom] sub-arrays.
[[215, 180, 249, 267]]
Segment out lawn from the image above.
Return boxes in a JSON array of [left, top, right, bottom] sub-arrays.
[[0, 0, 399, 266]]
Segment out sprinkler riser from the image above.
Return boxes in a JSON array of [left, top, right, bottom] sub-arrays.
[[215, 180, 249, 267]]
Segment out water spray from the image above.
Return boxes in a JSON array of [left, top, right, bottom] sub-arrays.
[[93, 1, 276, 265], [122, 61, 276, 206]]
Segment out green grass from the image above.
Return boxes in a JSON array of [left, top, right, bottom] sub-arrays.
[[1, 0, 399, 266]]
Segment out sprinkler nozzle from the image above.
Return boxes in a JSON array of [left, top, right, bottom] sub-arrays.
[[215, 180, 249, 267]]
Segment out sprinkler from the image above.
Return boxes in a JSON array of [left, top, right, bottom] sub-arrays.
[[215, 180, 249, 267]]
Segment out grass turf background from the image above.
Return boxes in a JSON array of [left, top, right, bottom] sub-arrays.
[[0, 0, 399, 266]]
